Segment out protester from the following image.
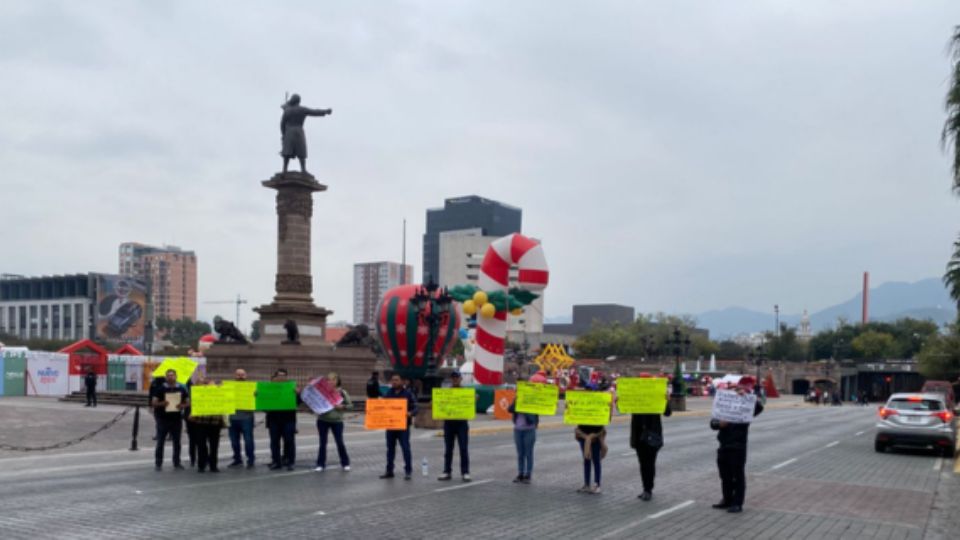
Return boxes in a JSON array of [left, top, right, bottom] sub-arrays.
[[151, 369, 188, 471], [366, 371, 381, 399], [184, 379, 199, 467], [380, 374, 417, 480], [315, 372, 352, 472], [266, 369, 301, 471], [228, 368, 255, 469], [84, 367, 97, 407], [438, 371, 470, 482], [711, 375, 764, 513], [630, 373, 672, 501], [574, 402, 608, 494], [188, 377, 226, 473], [508, 383, 539, 484]]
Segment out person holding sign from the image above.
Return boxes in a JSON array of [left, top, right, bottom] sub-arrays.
[[380, 374, 418, 480], [627, 373, 672, 501], [227, 369, 256, 469], [572, 388, 611, 495], [437, 371, 471, 482], [710, 376, 764, 514], [314, 372, 352, 472], [188, 377, 226, 473], [507, 379, 540, 484], [265, 369, 302, 471], [150, 369, 189, 471]]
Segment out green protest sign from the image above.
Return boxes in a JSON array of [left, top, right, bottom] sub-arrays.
[[222, 381, 257, 411], [432, 388, 476, 420], [515, 381, 559, 416], [563, 390, 612, 426], [615, 377, 668, 414], [191, 385, 236, 416], [255, 381, 297, 411]]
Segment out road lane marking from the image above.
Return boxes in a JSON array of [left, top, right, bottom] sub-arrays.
[[313, 511, 326, 516], [855, 431, 865, 436], [621, 452, 635, 457], [933, 458, 943, 471], [824, 441, 839, 448], [434, 479, 493, 492], [597, 500, 695, 539], [769, 458, 798, 471], [648, 500, 695, 519]]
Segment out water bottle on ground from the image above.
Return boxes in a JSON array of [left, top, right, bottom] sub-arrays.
[[421, 457, 429, 476]]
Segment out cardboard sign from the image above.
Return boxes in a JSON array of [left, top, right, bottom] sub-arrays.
[[255, 381, 297, 411], [191, 385, 236, 416], [515, 382, 559, 416], [563, 390, 612, 426], [151, 357, 198, 385], [365, 398, 408, 430], [164, 391, 181, 413], [616, 377, 668, 414], [222, 381, 257, 411], [494, 389, 516, 420], [432, 388, 476, 420], [301, 378, 344, 415], [711, 389, 758, 424]]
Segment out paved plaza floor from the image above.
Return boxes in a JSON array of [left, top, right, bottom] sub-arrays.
[[0, 397, 957, 539]]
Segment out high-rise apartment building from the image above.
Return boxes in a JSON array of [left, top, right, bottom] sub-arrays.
[[353, 261, 413, 326], [119, 243, 197, 321], [422, 196, 521, 283]]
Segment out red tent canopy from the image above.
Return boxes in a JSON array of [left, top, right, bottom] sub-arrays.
[[59, 339, 109, 375], [113, 344, 143, 355]]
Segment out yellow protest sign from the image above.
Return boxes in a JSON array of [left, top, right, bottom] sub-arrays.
[[563, 390, 612, 426], [432, 388, 476, 420], [515, 382, 559, 416], [222, 381, 257, 411], [151, 357, 199, 385], [616, 377, 668, 414], [190, 385, 236, 416], [365, 398, 408, 430]]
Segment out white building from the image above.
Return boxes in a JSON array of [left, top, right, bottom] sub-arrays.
[[352, 261, 413, 326], [437, 229, 545, 346], [0, 274, 95, 341]]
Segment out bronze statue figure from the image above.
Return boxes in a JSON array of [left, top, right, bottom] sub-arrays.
[[283, 319, 300, 344], [280, 93, 332, 174], [336, 324, 371, 347], [214, 317, 248, 344]]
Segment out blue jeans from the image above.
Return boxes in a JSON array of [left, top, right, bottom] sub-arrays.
[[228, 417, 255, 465], [442, 421, 469, 475], [514, 429, 536, 476], [269, 421, 297, 466], [385, 429, 412, 475], [316, 419, 349, 468], [578, 438, 602, 486]]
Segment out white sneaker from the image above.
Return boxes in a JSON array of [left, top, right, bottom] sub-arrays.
[[343, 466, 351, 471], [314, 466, 324, 472]]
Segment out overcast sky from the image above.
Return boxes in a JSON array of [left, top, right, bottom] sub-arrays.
[[2, 0, 959, 328]]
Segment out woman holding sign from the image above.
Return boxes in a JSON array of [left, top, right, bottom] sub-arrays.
[[314, 372, 352, 472], [628, 374, 672, 501], [188, 377, 226, 473]]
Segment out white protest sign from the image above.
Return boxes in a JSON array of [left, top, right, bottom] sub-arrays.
[[711, 389, 757, 424], [301, 378, 344, 415]]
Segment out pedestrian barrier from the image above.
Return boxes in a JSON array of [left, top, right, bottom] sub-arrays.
[[0, 406, 132, 452]]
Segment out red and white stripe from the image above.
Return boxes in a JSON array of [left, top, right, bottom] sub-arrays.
[[474, 233, 549, 385]]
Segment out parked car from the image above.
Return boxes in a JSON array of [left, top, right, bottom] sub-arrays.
[[920, 380, 957, 412], [875, 393, 956, 457]]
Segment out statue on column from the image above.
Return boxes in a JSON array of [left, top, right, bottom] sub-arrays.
[[280, 93, 332, 174]]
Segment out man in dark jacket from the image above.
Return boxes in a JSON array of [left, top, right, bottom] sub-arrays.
[[438, 371, 471, 482], [84, 367, 98, 407], [266, 369, 302, 471], [629, 374, 672, 501], [366, 371, 381, 399], [380, 374, 418, 480], [710, 376, 764, 514]]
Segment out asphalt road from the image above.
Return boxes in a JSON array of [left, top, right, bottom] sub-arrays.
[[0, 401, 957, 539]]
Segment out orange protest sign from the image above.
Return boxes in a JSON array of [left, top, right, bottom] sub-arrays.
[[494, 389, 516, 421], [365, 398, 408, 430]]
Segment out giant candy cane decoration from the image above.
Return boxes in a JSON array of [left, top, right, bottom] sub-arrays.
[[474, 233, 549, 385]]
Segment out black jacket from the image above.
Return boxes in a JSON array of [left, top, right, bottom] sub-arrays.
[[84, 373, 97, 389], [629, 402, 672, 448], [711, 401, 764, 450]]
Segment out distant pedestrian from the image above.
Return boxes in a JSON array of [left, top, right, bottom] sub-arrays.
[[188, 377, 225, 473], [508, 385, 539, 484], [380, 374, 417, 480], [227, 368, 256, 469], [265, 369, 301, 471], [84, 367, 97, 407], [438, 371, 471, 482], [366, 371, 381, 399], [151, 369, 188, 471], [630, 373, 672, 501], [711, 376, 764, 514], [315, 372, 352, 472]]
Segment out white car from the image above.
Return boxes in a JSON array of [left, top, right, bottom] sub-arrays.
[[875, 393, 956, 457]]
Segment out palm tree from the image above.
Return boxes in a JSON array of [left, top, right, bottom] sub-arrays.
[[944, 25, 960, 193], [946, 237, 960, 311]]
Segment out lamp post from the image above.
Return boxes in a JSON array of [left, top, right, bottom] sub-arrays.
[[748, 343, 767, 398], [410, 278, 453, 386], [665, 327, 691, 411]]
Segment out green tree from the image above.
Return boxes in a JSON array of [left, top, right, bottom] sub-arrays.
[[716, 340, 748, 359], [851, 331, 896, 360], [945, 237, 960, 314], [943, 26, 960, 316], [157, 317, 212, 347], [917, 324, 960, 380], [763, 324, 808, 362]]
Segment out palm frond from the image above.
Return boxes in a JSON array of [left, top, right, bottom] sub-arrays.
[[944, 234, 960, 308], [944, 26, 960, 193]]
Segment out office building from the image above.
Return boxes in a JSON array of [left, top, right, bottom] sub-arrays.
[[353, 261, 414, 326], [119, 243, 197, 321]]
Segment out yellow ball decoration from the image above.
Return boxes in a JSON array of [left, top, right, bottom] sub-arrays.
[[511, 308, 524, 316], [462, 300, 477, 315], [480, 302, 496, 318], [473, 290, 488, 305]]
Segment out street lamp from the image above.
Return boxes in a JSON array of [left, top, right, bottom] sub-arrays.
[[409, 277, 454, 395], [748, 343, 767, 397], [665, 327, 691, 411]]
